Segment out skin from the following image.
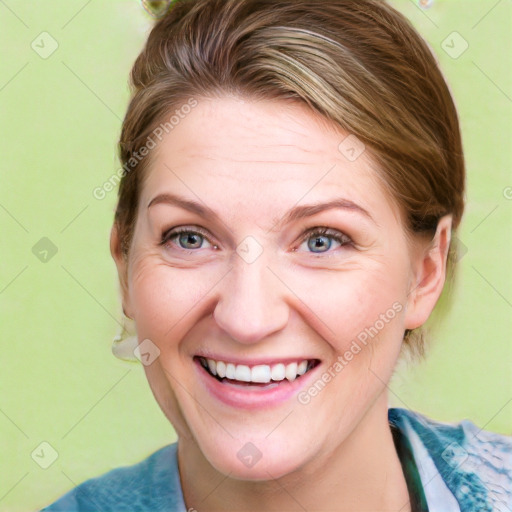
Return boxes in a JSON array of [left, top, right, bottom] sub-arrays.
[[111, 95, 452, 511]]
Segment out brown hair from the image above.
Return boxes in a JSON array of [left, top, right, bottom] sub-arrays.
[[114, 0, 465, 355]]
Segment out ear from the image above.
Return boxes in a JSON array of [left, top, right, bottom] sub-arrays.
[[110, 223, 133, 319], [404, 215, 453, 330]]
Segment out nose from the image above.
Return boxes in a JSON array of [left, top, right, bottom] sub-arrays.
[[212, 254, 289, 345]]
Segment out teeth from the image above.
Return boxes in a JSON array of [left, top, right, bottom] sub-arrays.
[[199, 357, 314, 383], [234, 365, 251, 382], [271, 363, 285, 381], [285, 362, 298, 382], [207, 359, 217, 376], [251, 365, 271, 383], [226, 363, 236, 379], [216, 360, 226, 378], [297, 360, 308, 376]]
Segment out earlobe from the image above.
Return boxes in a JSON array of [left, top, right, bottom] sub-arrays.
[[110, 223, 132, 319], [404, 214, 453, 330]]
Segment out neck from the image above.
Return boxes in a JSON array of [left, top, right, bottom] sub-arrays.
[[177, 393, 411, 512]]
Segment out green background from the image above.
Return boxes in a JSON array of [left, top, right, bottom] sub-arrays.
[[1, 1, 511, 510]]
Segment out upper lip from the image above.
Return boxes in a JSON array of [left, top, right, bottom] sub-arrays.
[[194, 353, 320, 366]]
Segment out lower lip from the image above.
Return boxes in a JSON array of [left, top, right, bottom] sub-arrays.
[[194, 358, 321, 410]]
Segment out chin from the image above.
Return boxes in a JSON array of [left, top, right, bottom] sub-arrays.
[[198, 434, 310, 481]]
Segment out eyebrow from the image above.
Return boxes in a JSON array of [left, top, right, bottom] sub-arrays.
[[276, 198, 375, 228], [147, 193, 375, 228], [147, 193, 222, 222]]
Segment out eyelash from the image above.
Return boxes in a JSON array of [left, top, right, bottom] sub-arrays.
[[297, 227, 352, 252], [159, 226, 352, 254], [159, 226, 215, 250]]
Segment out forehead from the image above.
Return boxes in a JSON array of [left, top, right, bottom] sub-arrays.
[[149, 96, 364, 166], [139, 95, 400, 223]]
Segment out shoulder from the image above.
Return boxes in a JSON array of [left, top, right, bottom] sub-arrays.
[[40, 442, 187, 512], [389, 407, 512, 512]]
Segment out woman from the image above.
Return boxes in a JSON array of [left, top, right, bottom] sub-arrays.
[[42, 0, 512, 510]]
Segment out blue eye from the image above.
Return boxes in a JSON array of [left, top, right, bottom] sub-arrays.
[[298, 227, 352, 254], [159, 226, 351, 255], [160, 227, 214, 250], [176, 232, 203, 249]]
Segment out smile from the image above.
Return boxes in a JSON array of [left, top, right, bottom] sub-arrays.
[[197, 356, 320, 384], [193, 353, 322, 409]]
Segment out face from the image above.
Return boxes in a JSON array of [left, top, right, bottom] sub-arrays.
[[112, 95, 447, 479]]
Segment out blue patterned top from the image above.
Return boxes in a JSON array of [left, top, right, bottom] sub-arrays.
[[41, 408, 512, 512]]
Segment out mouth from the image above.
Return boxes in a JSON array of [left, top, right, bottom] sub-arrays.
[[193, 355, 322, 409], [194, 355, 321, 387]]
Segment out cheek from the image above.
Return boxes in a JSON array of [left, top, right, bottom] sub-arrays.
[[281, 257, 409, 355], [341, 275, 404, 340], [128, 254, 221, 346], [298, 266, 407, 418]]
